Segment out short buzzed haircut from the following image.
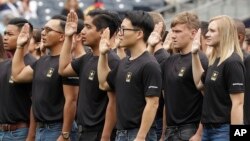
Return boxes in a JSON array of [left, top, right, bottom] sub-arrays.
[[51, 15, 67, 32], [8, 17, 33, 33]]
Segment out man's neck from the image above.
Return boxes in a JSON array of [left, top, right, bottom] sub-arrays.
[[179, 42, 192, 55], [49, 44, 62, 56], [129, 42, 147, 60]]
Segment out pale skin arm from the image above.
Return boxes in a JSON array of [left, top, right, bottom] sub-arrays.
[[59, 10, 79, 77], [98, 28, 112, 91], [101, 91, 117, 141], [26, 107, 36, 141], [57, 85, 79, 141], [192, 29, 205, 91], [12, 23, 34, 82], [134, 96, 159, 141], [230, 93, 244, 125], [147, 22, 163, 54]]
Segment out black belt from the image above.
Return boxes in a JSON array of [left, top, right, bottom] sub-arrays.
[[36, 122, 62, 129]]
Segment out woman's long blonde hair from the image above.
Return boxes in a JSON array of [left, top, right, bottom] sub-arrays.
[[208, 15, 243, 66]]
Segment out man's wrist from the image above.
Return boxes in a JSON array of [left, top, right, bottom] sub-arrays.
[[61, 132, 70, 140], [17, 45, 24, 49]]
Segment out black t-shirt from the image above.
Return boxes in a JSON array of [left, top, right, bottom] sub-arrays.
[[0, 54, 36, 123], [31, 55, 77, 122], [201, 53, 245, 124], [161, 51, 208, 126], [244, 55, 250, 124], [71, 51, 119, 131], [107, 51, 162, 130], [154, 49, 170, 120]]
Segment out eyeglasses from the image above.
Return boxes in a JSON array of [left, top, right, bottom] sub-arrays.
[[118, 27, 140, 36], [41, 26, 63, 34]]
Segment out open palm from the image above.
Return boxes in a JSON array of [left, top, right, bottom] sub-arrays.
[[17, 23, 30, 47], [99, 28, 111, 55], [65, 10, 78, 36], [147, 22, 163, 47], [192, 29, 201, 54]]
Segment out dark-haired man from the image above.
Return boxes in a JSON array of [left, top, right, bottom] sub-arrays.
[[0, 18, 36, 140], [11, 15, 78, 141], [98, 10, 162, 141], [58, 10, 120, 141]]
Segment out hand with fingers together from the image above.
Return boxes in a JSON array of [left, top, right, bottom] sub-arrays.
[[17, 23, 30, 48], [99, 28, 111, 55], [162, 30, 173, 51], [192, 29, 201, 54], [65, 10, 78, 37], [147, 22, 163, 47]]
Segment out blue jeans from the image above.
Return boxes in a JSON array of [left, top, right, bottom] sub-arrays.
[[115, 128, 157, 141], [155, 118, 163, 140], [0, 128, 28, 141], [35, 122, 78, 141], [202, 124, 229, 141], [165, 123, 198, 141]]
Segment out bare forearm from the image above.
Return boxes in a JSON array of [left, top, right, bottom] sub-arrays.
[[98, 54, 111, 90], [137, 99, 159, 139], [231, 103, 243, 124], [101, 92, 117, 140], [27, 107, 36, 140], [62, 100, 77, 132], [12, 47, 26, 79], [192, 53, 204, 90], [59, 36, 73, 75]]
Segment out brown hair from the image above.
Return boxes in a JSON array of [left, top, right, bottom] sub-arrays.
[[171, 11, 200, 30]]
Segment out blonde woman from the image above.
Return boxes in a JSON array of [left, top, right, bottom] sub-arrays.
[[192, 15, 244, 141]]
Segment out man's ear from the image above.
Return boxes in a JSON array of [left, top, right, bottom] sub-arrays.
[[59, 34, 65, 41], [136, 30, 144, 40], [190, 29, 197, 39]]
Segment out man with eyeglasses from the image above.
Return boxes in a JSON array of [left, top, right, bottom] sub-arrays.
[[0, 17, 36, 141], [98, 10, 162, 141], [11, 15, 78, 141], [59, 10, 120, 141]]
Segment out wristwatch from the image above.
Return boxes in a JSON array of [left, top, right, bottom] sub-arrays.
[[61, 132, 70, 140]]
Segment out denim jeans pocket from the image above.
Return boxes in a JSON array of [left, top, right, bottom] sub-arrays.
[[10, 128, 29, 140]]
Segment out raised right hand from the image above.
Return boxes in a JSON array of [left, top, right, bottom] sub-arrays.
[[99, 28, 111, 55], [192, 29, 201, 54], [17, 23, 30, 47], [65, 10, 78, 36]]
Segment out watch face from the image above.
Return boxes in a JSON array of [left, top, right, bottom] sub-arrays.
[[62, 132, 70, 139]]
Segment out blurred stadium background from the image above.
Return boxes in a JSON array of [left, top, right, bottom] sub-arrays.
[[0, 0, 250, 29]]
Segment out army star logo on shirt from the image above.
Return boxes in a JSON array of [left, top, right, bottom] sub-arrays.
[[46, 68, 54, 78], [88, 70, 95, 81], [211, 71, 219, 81], [126, 72, 132, 82], [178, 67, 186, 77]]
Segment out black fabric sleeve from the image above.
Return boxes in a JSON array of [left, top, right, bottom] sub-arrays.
[[107, 65, 118, 90], [154, 48, 169, 65], [62, 76, 79, 86], [30, 60, 37, 71], [143, 62, 162, 97], [224, 59, 245, 94], [71, 55, 87, 75]]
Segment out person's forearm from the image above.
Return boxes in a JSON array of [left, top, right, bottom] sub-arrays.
[[12, 47, 26, 81], [62, 98, 77, 132], [97, 54, 111, 90], [231, 102, 244, 124], [147, 45, 155, 55], [160, 106, 166, 140], [26, 107, 36, 140], [59, 36, 73, 75], [101, 92, 117, 140], [192, 53, 204, 90], [136, 97, 159, 139]]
